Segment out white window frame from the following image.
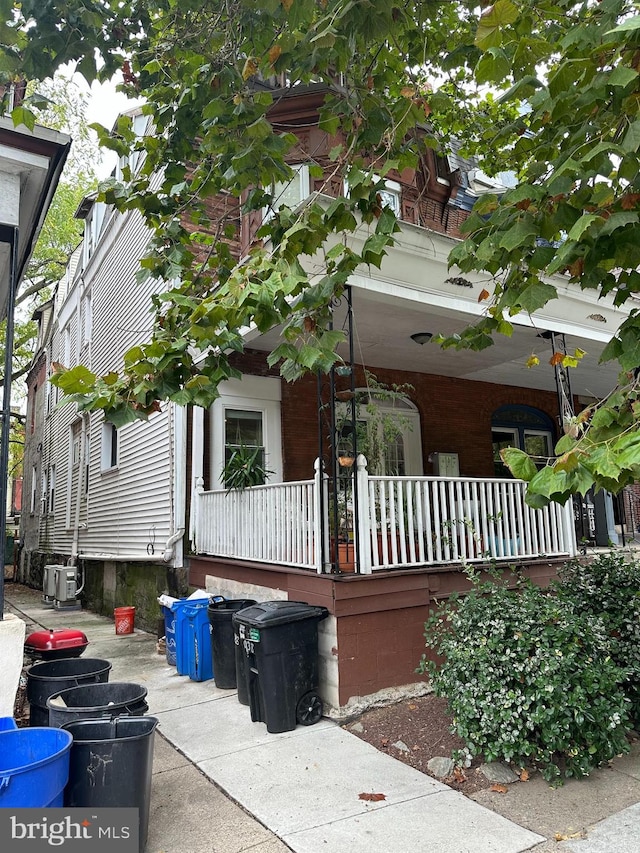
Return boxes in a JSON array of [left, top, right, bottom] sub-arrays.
[[48, 465, 56, 514], [343, 174, 401, 216], [81, 290, 92, 347], [340, 393, 422, 476], [210, 376, 282, 488], [101, 422, 118, 472], [63, 325, 71, 366], [263, 163, 310, 222], [41, 469, 48, 514], [30, 465, 37, 514]]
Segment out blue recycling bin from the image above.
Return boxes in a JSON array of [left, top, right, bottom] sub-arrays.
[[175, 598, 219, 681], [162, 605, 178, 666]]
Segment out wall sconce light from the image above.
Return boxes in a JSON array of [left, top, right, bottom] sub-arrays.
[[410, 332, 433, 345]]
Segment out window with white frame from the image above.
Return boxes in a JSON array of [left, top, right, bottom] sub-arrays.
[[263, 164, 310, 222], [41, 469, 48, 514], [30, 465, 37, 513], [48, 465, 55, 514], [63, 326, 71, 366], [210, 376, 283, 487], [45, 367, 52, 415], [223, 409, 266, 487], [84, 434, 90, 493], [339, 392, 422, 476], [101, 422, 118, 471], [72, 428, 81, 466], [344, 174, 401, 217], [81, 291, 92, 347], [491, 405, 555, 477], [115, 112, 150, 180]]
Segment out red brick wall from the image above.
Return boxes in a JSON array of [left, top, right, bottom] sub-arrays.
[[189, 555, 564, 707]]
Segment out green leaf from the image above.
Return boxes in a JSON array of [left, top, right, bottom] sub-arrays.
[[607, 15, 640, 34], [516, 280, 557, 314], [567, 214, 604, 241], [609, 66, 639, 88], [475, 0, 519, 50], [501, 447, 537, 481], [622, 120, 640, 154], [498, 220, 537, 252], [528, 465, 567, 498], [11, 105, 36, 131]]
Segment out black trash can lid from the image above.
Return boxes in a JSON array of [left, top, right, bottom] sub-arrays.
[[232, 600, 329, 628]]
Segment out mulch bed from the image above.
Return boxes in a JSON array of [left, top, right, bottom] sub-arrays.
[[344, 693, 495, 795]]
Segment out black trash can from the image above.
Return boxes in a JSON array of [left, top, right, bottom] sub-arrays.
[[63, 716, 158, 852], [208, 599, 256, 689], [232, 614, 250, 705], [26, 658, 112, 727], [234, 601, 329, 733], [47, 682, 149, 728]]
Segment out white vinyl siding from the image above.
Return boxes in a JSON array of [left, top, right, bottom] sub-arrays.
[[39, 204, 175, 556]]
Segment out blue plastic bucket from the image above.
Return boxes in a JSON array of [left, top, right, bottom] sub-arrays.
[[0, 717, 18, 731], [0, 727, 72, 807]]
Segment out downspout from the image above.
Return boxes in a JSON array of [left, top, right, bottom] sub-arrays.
[[163, 529, 185, 563], [69, 414, 87, 566], [79, 530, 185, 564], [68, 413, 87, 596]]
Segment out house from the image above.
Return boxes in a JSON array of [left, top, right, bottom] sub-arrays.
[[19, 91, 629, 713], [0, 109, 70, 714]]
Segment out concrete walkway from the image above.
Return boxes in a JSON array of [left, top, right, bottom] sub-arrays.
[[5, 585, 640, 853]]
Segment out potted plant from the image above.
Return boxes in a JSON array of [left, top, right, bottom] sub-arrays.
[[220, 445, 273, 492]]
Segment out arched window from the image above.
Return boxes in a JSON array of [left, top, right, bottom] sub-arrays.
[[491, 405, 555, 477], [338, 391, 422, 476]]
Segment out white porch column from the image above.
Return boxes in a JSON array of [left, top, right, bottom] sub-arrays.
[[314, 458, 331, 573], [189, 406, 205, 548], [356, 454, 372, 574], [563, 497, 578, 557]]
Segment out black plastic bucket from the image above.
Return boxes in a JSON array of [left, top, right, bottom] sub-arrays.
[[208, 599, 256, 689], [47, 682, 148, 728], [26, 658, 112, 727], [63, 716, 158, 851]]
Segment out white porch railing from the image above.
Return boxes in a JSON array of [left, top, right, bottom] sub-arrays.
[[356, 458, 576, 573], [193, 460, 327, 570], [193, 456, 577, 573]]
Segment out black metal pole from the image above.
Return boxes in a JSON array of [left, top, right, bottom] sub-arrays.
[[0, 225, 19, 621], [345, 285, 358, 570]]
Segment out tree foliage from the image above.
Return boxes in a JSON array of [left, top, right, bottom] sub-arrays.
[[2, 1, 640, 498]]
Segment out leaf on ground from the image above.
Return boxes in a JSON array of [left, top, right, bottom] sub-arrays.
[[381, 738, 389, 747], [519, 768, 530, 782], [554, 831, 584, 842], [359, 792, 386, 801], [408, 703, 417, 710], [490, 784, 508, 793], [453, 767, 467, 783]]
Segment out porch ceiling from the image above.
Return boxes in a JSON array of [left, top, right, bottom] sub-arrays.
[[248, 284, 622, 402]]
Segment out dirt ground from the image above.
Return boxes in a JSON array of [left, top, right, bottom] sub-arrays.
[[344, 692, 495, 795]]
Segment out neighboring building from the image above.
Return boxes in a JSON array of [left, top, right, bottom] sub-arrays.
[[20, 92, 628, 712]]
